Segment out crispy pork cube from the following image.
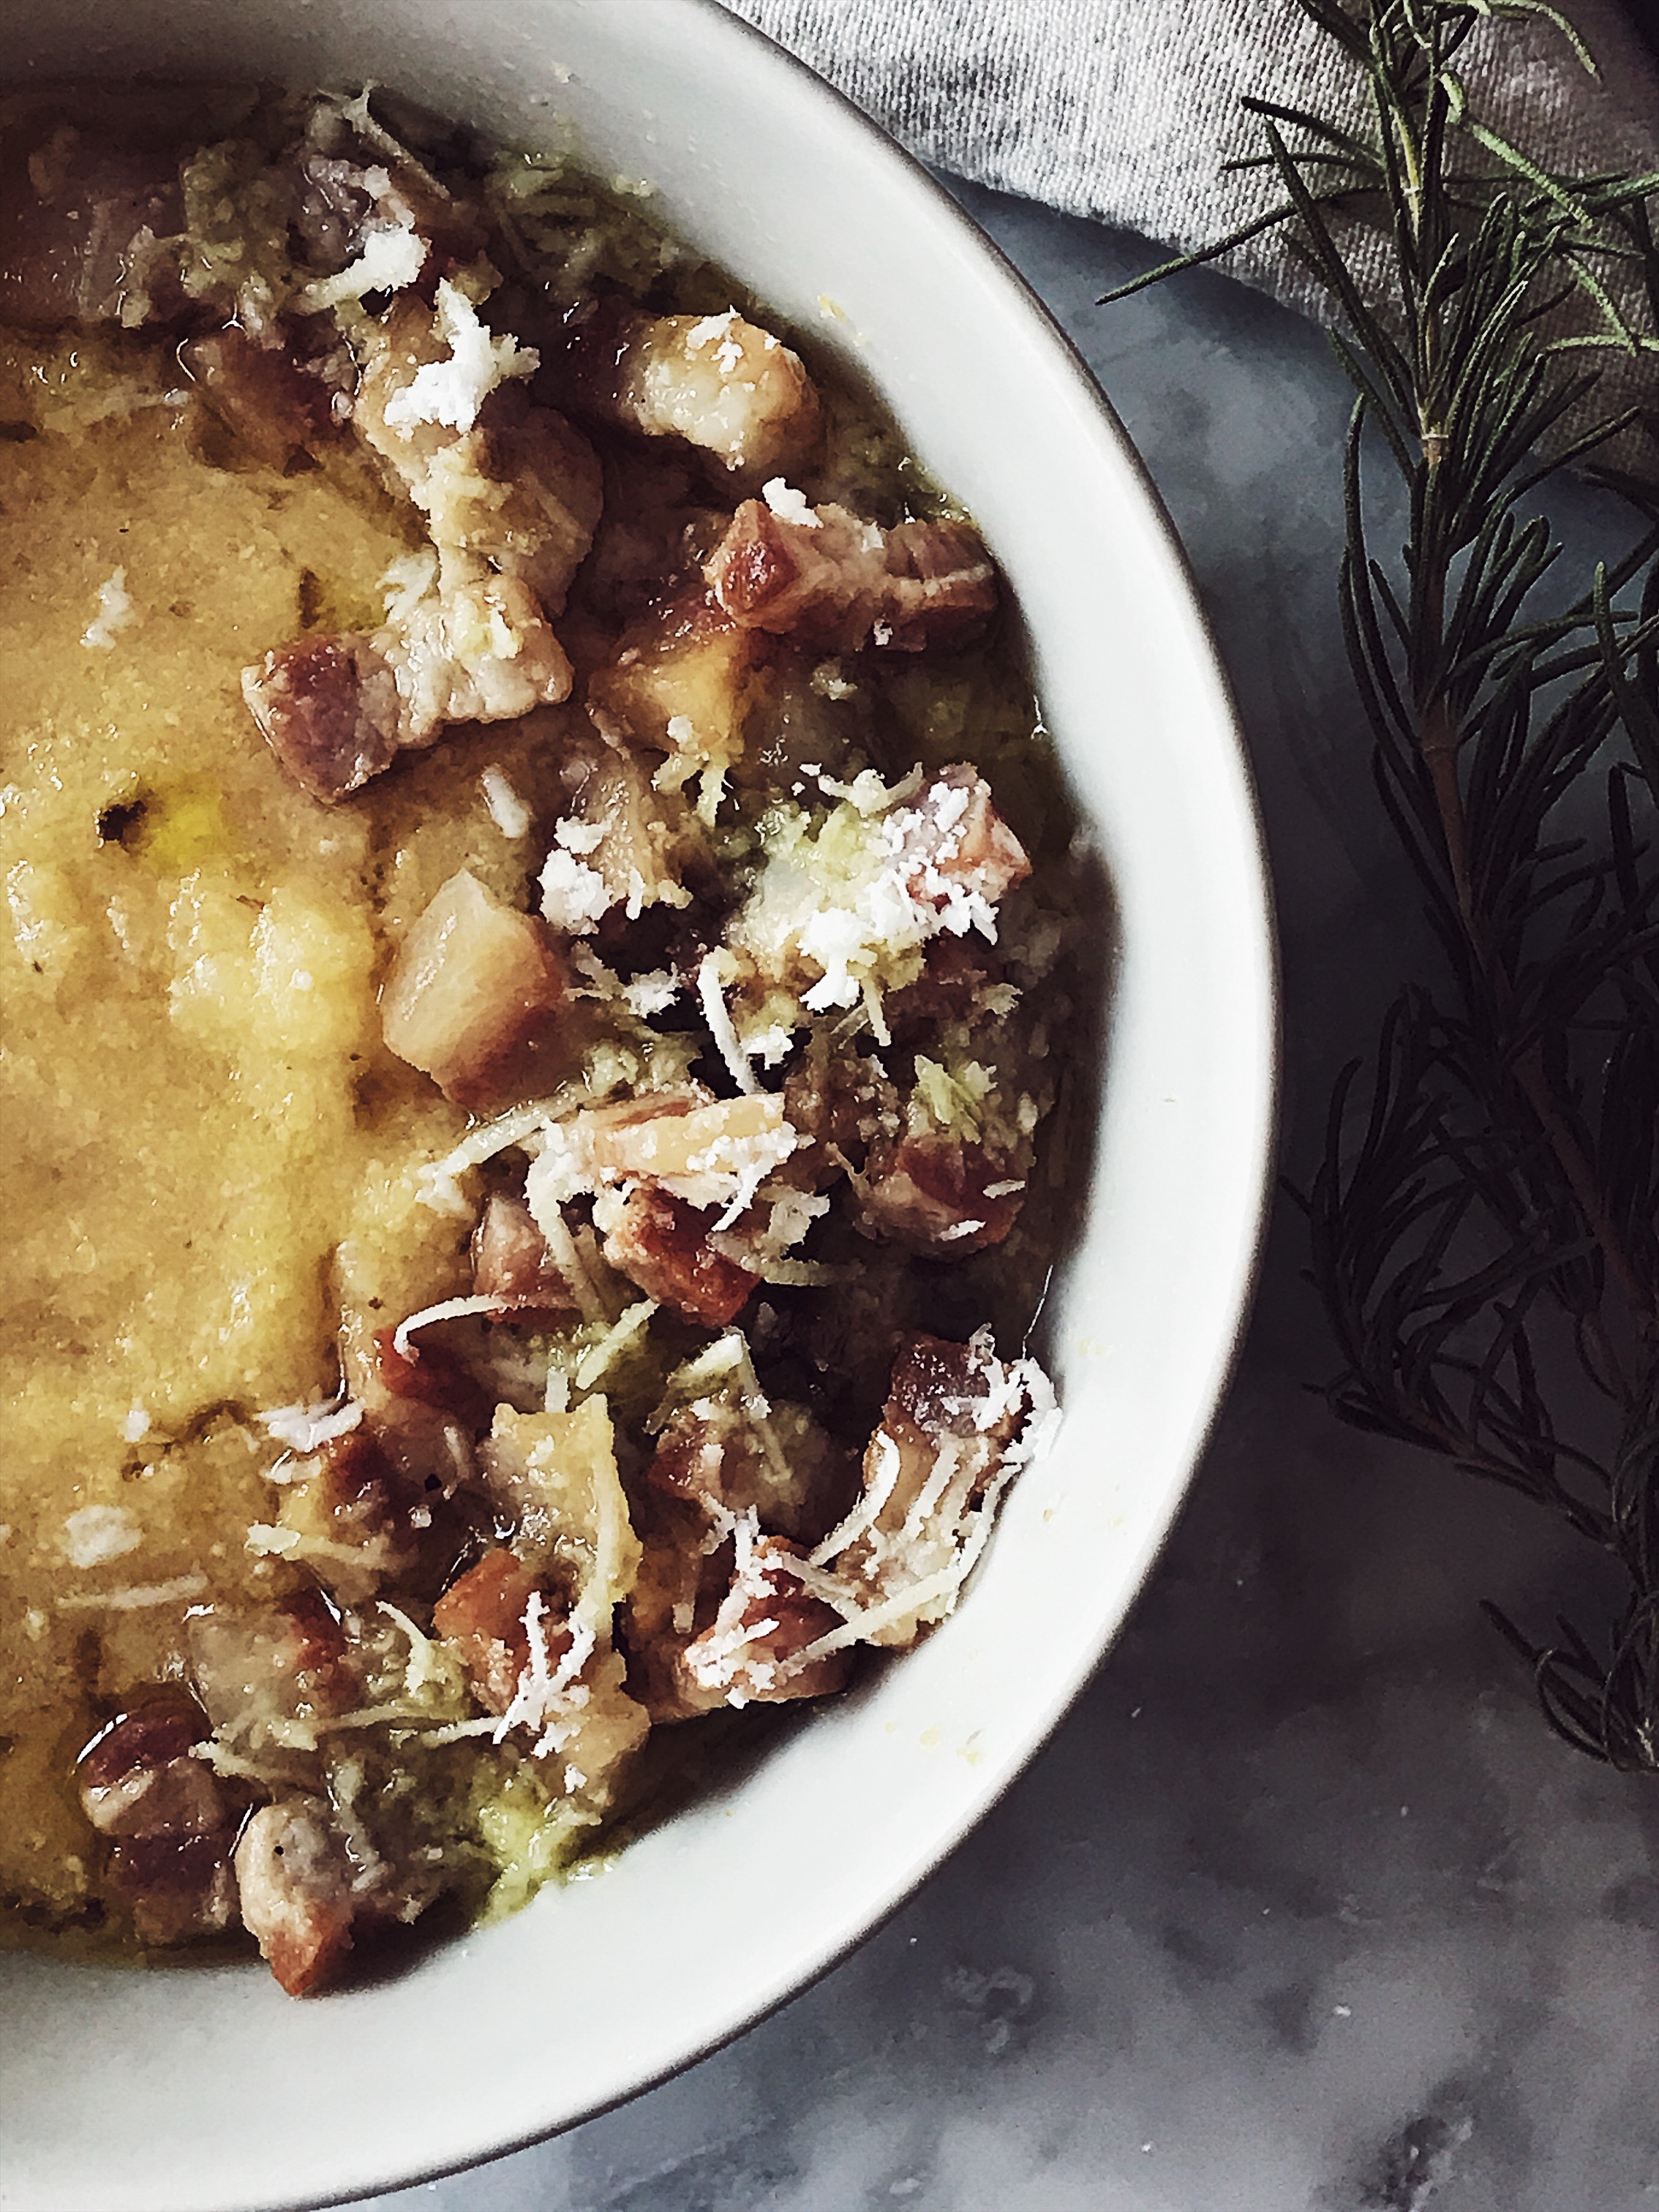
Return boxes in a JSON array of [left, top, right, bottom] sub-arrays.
[[562, 303, 821, 477], [538, 733, 708, 934], [586, 592, 772, 772], [857, 1133, 1024, 1254], [433, 1546, 562, 1715], [649, 1390, 853, 1546], [241, 633, 403, 805], [472, 1192, 577, 1314], [380, 869, 568, 1110], [706, 500, 996, 653], [78, 1702, 224, 1840], [234, 1798, 358, 1997], [181, 325, 343, 468], [827, 1332, 1036, 1648], [188, 1590, 358, 1745], [898, 764, 1031, 907], [601, 1186, 760, 1327], [0, 126, 185, 326], [271, 1425, 432, 1604], [354, 291, 602, 606], [78, 1698, 238, 1946], [674, 1534, 850, 1710]]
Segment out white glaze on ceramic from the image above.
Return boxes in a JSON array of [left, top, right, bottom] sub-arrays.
[[0, 7, 1274, 2207]]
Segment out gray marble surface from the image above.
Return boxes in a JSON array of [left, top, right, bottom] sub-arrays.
[[365, 184, 1659, 2212]]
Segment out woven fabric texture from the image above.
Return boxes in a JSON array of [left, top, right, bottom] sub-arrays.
[[717, 0, 1659, 330]]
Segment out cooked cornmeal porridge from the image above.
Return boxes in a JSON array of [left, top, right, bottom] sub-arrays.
[[0, 86, 1075, 1994]]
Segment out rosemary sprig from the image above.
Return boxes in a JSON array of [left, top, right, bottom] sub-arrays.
[[1109, 0, 1659, 1767]]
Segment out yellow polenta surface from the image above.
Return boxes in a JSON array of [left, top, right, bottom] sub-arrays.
[[0, 330, 548, 1933]]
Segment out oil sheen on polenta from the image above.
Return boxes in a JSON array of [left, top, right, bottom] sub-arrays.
[[0, 329, 560, 1936]]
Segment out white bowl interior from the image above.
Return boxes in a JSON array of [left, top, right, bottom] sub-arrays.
[[0, 4, 1276, 2206]]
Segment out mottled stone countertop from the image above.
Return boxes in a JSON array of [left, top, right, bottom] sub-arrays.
[[367, 183, 1659, 2212]]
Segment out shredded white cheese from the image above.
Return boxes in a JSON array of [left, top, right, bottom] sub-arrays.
[[391, 1293, 502, 1361], [121, 1406, 151, 1444], [245, 1523, 302, 1558], [540, 844, 612, 934], [256, 1397, 364, 1453], [383, 279, 538, 435], [81, 568, 134, 650], [696, 951, 761, 1096], [480, 765, 530, 839], [61, 1505, 143, 1568], [620, 968, 679, 1017], [56, 1572, 208, 1613], [572, 1298, 658, 1391], [299, 217, 427, 310], [762, 478, 819, 527]]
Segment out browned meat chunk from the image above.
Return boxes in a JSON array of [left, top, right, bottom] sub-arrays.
[[433, 1547, 567, 1715], [354, 296, 602, 609], [188, 1592, 358, 1750], [292, 150, 486, 292], [780, 1039, 898, 1192], [585, 590, 772, 775], [857, 1134, 1024, 1254], [77, 1698, 238, 1946], [266, 1425, 431, 1603], [898, 764, 1031, 907], [538, 728, 710, 934], [675, 1534, 850, 1710], [818, 1331, 1041, 1650], [557, 302, 821, 477], [601, 1186, 760, 1327], [883, 936, 1012, 1042], [0, 127, 184, 327], [705, 500, 996, 653], [380, 870, 568, 1110], [233, 1797, 358, 1997], [181, 323, 347, 468], [472, 1193, 578, 1315], [649, 1394, 852, 1547], [241, 633, 402, 804], [372, 1323, 494, 1429], [78, 1703, 221, 1838], [108, 1831, 241, 1947], [888, 1331, 1031, 1449]]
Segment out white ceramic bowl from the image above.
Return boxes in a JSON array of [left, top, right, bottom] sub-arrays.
[[0, 5, 1275, 2206]]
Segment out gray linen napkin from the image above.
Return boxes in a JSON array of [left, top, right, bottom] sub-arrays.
[[718, 0, 1659, 339]]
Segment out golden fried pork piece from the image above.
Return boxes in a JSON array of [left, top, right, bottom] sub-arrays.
[[558, 301, 821, 478], [706, 496, 996, 653], [77, 1698, 238, 1946]]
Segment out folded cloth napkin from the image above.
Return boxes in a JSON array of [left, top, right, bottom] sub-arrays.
[[719, 0, 1659, 342]]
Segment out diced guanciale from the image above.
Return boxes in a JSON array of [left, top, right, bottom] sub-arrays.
[[380, 869, 567, 1110], [433, 1546, 562, 1715], [824, 1331, 1036, 1649], [0, 125, 185, 326], [181, 324, 346, 468], [675, 1534, 849, 1710], [471, 1193, 576, 1315], [241, 633, 403, 805], [897, 764, 1031, 908], [857, 1133, 1023, 1254], [188, 1591, 357, 1748], [77, 1698, 238, 1945], [586, 591, 772, 772], [706, 500, 996, 653], [233, 1797, 358, 1997], [558, 302, 821, 478], [602, 1186, 760, 1327]]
